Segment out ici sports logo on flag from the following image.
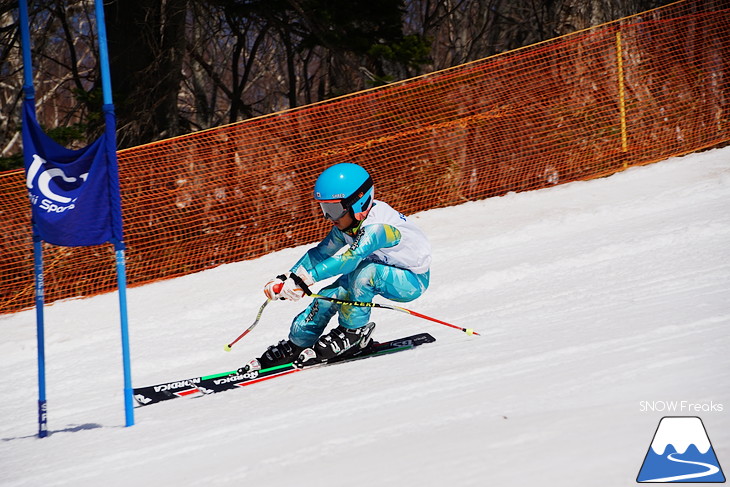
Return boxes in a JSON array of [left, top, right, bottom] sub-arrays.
[[26, 153, 87, 214], [637, 416, 726, 483]]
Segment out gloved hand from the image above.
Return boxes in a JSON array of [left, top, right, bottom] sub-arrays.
[[279, 267, 315, 302], [263, 274, 288, 300]]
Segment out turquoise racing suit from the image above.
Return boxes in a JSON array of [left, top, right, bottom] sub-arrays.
[[288, 200, 432, 347]]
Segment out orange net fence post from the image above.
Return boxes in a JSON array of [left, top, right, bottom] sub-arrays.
[[1, 0, 729, 314]]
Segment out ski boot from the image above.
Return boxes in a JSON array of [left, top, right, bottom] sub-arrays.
[[294, 322, 376, 368], [238, 339, 304, 374]]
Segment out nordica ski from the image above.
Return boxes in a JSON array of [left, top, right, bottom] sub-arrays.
[[134, 332, 435, 407]]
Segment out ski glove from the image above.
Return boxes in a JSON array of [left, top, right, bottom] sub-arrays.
[[263, 274, 288, 300], [279, 267, 315, 302]]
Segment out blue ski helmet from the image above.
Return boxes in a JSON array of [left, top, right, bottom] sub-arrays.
[[314, 163, 374, 221]]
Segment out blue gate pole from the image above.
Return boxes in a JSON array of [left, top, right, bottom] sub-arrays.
[[113, 240, 134, 426], [19, 0, 48, 439], [18, 0, 33, 89], [95, 0, 113, 105], [95, 0, 134, 426], [33, 231, 48, 438]]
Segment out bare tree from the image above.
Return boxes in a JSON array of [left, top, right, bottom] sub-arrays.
[[0, 0, 675, 169]]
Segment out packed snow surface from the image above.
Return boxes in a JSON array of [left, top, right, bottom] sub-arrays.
[[2, 147, 729, 486]]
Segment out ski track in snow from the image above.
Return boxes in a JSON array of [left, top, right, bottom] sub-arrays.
[[1, 147, 729, 486]]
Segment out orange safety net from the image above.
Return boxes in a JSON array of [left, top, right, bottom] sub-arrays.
[[1, 0, 729, 314]]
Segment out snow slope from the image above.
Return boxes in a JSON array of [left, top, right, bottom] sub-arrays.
[[1, 147, 729, 486]]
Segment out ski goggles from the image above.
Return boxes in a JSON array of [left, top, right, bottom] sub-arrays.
[[319, 200, 348, 221]]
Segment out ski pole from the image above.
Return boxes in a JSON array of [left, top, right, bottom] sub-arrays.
[[224, 299, 270, 351], [309, 293, 480, 336], [288, 272, 478, 336], [224, 282, 289, 351], [224, 281, 286, 351]]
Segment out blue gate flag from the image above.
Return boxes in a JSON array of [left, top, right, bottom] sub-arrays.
[[22, 99, 124, 247]]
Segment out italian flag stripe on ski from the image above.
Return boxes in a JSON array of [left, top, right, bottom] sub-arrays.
[[133, 333, 435, 407]]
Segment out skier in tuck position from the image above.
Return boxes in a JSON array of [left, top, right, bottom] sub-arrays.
[[239, 162, 432, 372]]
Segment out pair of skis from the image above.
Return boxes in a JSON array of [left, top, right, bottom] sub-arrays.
[[134, 290, 478, 407], [133, 332, 435, 407]]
